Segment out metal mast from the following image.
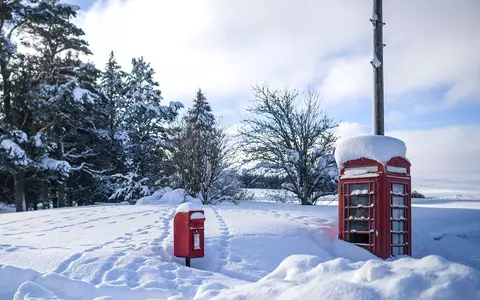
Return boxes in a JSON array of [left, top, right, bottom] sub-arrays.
[[371, 0, 384, 135]]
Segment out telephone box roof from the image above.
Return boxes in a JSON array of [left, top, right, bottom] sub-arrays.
[[335, 135, 407, 167]]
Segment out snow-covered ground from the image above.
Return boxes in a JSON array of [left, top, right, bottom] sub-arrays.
[[1, 198, 480, 299]]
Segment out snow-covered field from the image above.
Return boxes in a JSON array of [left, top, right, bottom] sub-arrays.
[[1, 198, 480, 299]]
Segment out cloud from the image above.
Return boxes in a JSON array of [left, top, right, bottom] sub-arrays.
[[337, 122, 480, 197], [78, 0, 370, 105], [77, 0, 480, 196], [78, 0, 479, 117]]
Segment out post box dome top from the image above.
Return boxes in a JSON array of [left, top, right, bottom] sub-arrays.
[[335, 135, 407, 167], [176, 202, 203, 213]]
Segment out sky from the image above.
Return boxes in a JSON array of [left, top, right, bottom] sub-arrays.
[[67, 0, 480, 197]]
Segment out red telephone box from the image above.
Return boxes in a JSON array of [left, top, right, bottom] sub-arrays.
[[174, 203, 206, 266], [336, 136, 412, 259]]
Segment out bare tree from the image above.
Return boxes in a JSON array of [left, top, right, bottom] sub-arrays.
[[240, 85, 338, 205]]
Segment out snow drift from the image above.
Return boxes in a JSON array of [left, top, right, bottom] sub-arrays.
[[135, 188, 203, 206], [198, 255, 480, 300], [1, 199, 479, 299]]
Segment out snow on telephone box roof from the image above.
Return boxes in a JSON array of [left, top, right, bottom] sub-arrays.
[[334, 135, 407, 167]]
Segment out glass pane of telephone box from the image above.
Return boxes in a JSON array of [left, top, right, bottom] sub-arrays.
[[349, 183, 369, 195], [392, 234, 405, 244], [349, 221, 369, 232], [392, 183, 405, 195], [348, 233, 369, 244], [350, 195, 369, 207], [392, 196, 405, 206], [349, 208, 369, 219], [392, 246, 405, 256], [392, 209, 405, 219], [391, 221, 405, 231]]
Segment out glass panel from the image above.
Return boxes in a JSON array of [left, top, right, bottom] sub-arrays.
[[392, 196, 405, 206], [392, 183, 405, 195], [392, 246, 405, 256], [392, 209, 405, 219], [348, 208, 369, 219], [391, 221, 405, 231], [359, 245, 369, 251], [350, 195, 369, 206], [349, 183, 369, 195], [348, 233, 369, 244], [392, 234, 405, 245], [349, 221, 369, 232]]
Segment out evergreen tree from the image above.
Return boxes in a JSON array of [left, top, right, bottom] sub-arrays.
[[171, 89, 244, 204], [25, 1, 100, 208], [107, 57, 182, 202], [0, 0, 104, 210], [96, 51, 129, 201], [0, 0, 40, 211]]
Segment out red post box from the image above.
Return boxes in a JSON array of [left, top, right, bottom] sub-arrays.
[[173, 203, 206, 266], [335, 136, 412, 259]]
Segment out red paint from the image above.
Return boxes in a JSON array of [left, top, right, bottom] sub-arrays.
[[173, 210, 206, 258], [338, 157, 412, 259]]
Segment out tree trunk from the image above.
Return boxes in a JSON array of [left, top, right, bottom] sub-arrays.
[[14, 171, 25, 212], [51, 186, 58, 208], [1, 65, 12, 124], [58, 182, 66, 207], [65, 191, 73, 207], [41, 181, 49, 209], [55, 139, 66, 208]]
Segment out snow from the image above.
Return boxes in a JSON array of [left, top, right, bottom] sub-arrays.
[[190, 212, 206, 220], [0, 139, 29, 165], [72, 87, 93, 103], [176, 202, 204, 213], [33, 133, 43, 148], [371, 54, 382, 68], [10, 130, 28, 143], [169, 101, 183, 110], [1, 139, 25, 157], [0, 198, 479, 299], [135, 187, 173, 205], [41, 157, 71, 175], [335, 135, 407, 167], [58, 3, 81, 11], [136, 188, 203, 207], [371, 6, 378, 22]]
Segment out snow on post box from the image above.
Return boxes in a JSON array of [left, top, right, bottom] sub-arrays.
[[335, 135, 412, 260], [173, 202, 206, 266]]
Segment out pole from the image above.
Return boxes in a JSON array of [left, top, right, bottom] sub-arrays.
[[371, 0, 384, 135], [186, 257, 190, 267]]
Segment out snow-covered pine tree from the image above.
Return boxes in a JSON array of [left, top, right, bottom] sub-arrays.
[[23, 0, 102, 207], [0, 0, 58, 211], [108, 57, 182, 202], [240, 85, 338, 205], [96, 51, 130, 201], [171, 89, 245, 204], [0, 129, 32, 211]]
